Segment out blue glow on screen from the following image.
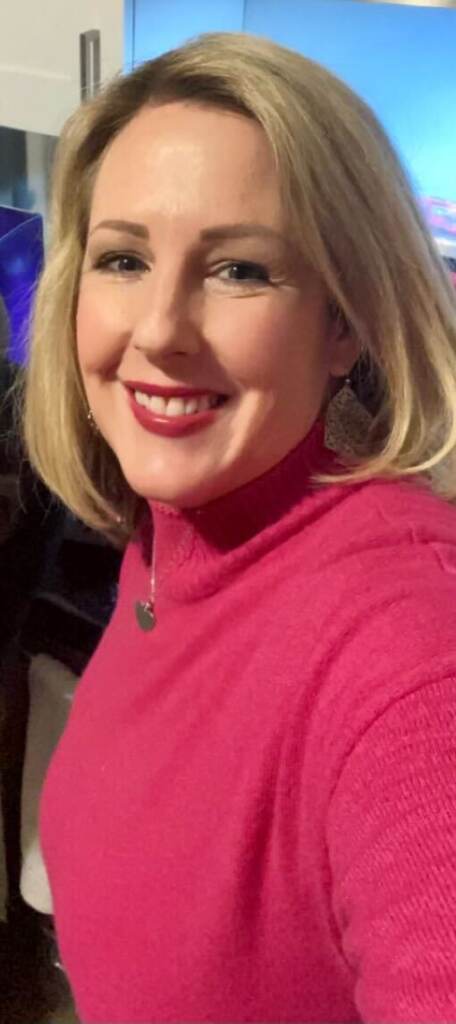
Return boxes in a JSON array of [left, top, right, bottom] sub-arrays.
[[0, 206, 44, 365], [245, 0, 456, 203]]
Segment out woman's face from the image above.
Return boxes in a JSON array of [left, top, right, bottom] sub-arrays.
[[77, 102, 356, 507]]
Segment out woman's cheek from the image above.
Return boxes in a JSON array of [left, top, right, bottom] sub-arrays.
[[210, 297, 286, 379], [76, 289, 123, 371]]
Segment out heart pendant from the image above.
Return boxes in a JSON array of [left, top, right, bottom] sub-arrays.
[[135, 600, 156, 632]]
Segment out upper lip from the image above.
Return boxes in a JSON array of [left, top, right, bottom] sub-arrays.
[[123, 380, 223, 398]]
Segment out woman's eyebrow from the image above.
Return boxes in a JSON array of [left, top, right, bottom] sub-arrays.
[[89, 219, 149, 239], [88, 220, 289, 247], [200, 224, 289, 246]]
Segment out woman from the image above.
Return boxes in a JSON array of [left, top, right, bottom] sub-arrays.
[[21, 31, 456, 1024]]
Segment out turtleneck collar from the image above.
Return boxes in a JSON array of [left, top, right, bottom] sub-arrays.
[[144, 417, 340, 604]]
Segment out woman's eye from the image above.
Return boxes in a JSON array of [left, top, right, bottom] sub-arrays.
[[217, 261, 270, 284], [94, 253, 148, 274]]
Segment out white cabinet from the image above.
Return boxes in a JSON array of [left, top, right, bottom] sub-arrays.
[[0, 0, 245, 138], [0, 0, 124, 137]]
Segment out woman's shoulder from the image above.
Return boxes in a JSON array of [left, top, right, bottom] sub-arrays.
[[296, 479, 456, 803], [349, 473, 456, 532], [282, 475, 456, 695], [312, 473, 456, 574], [318, 476, 456, 686]]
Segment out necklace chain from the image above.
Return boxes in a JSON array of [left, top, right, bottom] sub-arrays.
[[134, 542, 156, 631]]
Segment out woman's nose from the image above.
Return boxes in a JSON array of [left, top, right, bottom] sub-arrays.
[[131, 274, 201, 359]]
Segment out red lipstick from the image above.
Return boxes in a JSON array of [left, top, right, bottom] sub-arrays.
[[124, 383, 225, 438]]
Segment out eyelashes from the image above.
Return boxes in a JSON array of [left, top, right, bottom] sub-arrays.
[[91, 251, 274, 288], [93, 252, 148, 274], [215, 261, 271, 284]]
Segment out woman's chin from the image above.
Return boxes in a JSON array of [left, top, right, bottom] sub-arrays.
[[122, 471, 223, 510]]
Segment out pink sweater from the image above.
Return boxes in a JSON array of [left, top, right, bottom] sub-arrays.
[[41, 420, 456, 1022]]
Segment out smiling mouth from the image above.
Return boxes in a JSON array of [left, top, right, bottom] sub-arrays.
[[133, 390, 228, 418]]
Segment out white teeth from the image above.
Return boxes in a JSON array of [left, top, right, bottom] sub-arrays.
[[135, 390, 149, 409], [148, 395, 167, 415], [165, 397, 186, 417], [133, 390, 220, 417]]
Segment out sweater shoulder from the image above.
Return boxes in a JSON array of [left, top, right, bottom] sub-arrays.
[[302, 476, 456, 664], [283, 482, 456, 866], [321, 474, 456, 551], [291, 475, 456, 588], [289, 479, 456, 796]]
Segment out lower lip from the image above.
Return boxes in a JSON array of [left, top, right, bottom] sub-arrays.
[[127, 391, 222, 437]]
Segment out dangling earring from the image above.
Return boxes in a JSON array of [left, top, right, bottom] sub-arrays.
[[87, 408, 99, 434], [325, 375, 372, 456]]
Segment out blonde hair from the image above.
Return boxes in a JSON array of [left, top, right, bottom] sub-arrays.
[[21, 31, 456, 545]]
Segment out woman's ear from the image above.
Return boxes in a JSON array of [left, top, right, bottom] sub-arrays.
[[327, 301, 361, 379]]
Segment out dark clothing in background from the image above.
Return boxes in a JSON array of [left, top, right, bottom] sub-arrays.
[[0, 351, 121, 1021], [0, 352, 121, 660]]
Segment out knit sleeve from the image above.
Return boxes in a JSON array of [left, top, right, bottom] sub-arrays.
[[326, 675, 456, 1023]]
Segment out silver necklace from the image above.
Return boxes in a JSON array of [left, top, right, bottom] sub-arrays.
[[135, 544, 156, 632]]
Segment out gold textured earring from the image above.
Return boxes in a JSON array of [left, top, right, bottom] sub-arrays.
[[87, 408, 99, 434], [325, 376, 372, 456]]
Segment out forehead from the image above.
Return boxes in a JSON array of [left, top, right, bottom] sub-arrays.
[[88, 101, 284, 228]]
